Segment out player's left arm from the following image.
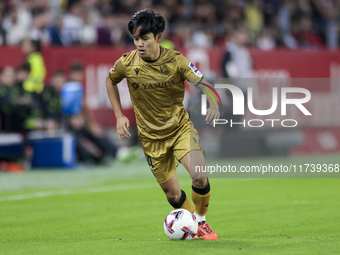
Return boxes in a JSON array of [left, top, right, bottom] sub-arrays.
[[179, 55, 220, 125]]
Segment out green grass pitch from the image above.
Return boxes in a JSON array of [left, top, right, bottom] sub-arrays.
[[0, 154, 339, 255]]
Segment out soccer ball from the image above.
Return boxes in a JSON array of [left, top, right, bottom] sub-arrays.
[[163, 209, 198, 240]]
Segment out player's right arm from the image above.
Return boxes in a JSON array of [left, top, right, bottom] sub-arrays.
[[178, 54, 220, 125], [106, 58, 131, 140]]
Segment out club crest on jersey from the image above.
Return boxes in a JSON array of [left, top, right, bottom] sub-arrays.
[[131, 82, 139, 89], [160, 64, 170, 76], [188, 62, 202, 77], [134, 68, 140, 75]]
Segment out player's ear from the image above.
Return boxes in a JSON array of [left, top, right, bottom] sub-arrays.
[[156, 33, 163, 43]]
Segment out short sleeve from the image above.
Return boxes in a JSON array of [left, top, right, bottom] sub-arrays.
[[108, 57, 126, 85], [178, 54, 203, 82]]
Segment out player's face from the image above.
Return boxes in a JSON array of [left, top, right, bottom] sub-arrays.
[[133, 31, 162, 61]]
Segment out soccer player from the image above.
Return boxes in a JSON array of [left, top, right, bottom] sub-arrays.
[[106, 9, 220, 239]]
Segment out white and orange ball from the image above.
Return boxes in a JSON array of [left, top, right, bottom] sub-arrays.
[[163, 209, 198, 240]]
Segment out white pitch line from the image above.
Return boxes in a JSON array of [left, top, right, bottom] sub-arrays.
[[0, 178, 260, 202], [0, 182, 159, 202]]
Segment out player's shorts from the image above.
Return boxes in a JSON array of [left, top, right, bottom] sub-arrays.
[[140, 120, 205, 184]]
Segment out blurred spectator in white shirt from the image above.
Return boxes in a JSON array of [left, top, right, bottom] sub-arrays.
[[60, 0, 84, 46], [222, 27, 253, 80], [257, 28, 276, 51], [81, 0, 101, 27], [191, 30, 214, 48], [29, 9, 51, 46], [6, 0, 32, 31], [79, 9, 97, 45], [2, 8, 28, 45]]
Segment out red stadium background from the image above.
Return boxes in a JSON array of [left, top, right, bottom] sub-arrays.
[[1, 47, 340, 154]]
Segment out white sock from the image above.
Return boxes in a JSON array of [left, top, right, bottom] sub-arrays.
[[194, 212, 206, 223]]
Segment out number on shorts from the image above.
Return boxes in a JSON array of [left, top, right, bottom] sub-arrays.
[[147, 155, 154, 169]]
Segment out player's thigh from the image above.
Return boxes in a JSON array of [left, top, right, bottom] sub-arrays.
[[141, 140, 178, 185], [173, 121, 206, 177]]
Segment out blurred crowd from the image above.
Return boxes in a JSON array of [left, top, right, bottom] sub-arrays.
[[0, 38, 120, 170], [0, 0, 339, 50]]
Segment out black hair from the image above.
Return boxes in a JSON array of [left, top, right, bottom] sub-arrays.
[[31, 8, 45, 18], [70, 62, 84, 72], [67, 0, 81, 10], [21, 38, 42, 52], [52, 70, 65, 77], [18, 61, 31, 73], [128, 9, 165, 38], [33, 39, 42, 52]]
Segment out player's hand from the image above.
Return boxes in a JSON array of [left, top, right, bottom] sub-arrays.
[[204, 106, 220, 125], [117, 116, 131, 140]]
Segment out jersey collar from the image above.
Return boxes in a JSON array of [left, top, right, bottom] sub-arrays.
[[141, 46, 162, 63]]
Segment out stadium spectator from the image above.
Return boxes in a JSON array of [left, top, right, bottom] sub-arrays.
[[257, 28, 276, 50], [0, 0, 338, 49], [96, 0, 116, 16], [119, 0, 139, 15], [5, 0, 32, 32], [96, 14, 115, 45], [313, 0, 339, 49], [221, 27, 253, 128], [293, 16, 324, 48], [245, 0, 265, 42], [169, 25, 193, 49], [2, 8, 28, 45], [38, 70, 65, 131], [222, 27, 253, 80], [48, 16, 64, 45], [21, 37, 46, 93], [60, 0, 84, 46], [29, 8, 52, 46], [278, 0, 299, 48], [79, 8, 97, 45], [81, 0, 101, 27], [191, 29, 214, 48], [193, 2, 218, 24], [15, 62, 43, 131], [0, 66, 19, 132], [66, 62, 118, 164], [0, 65, 34, 172], [0, 1, 6, 45], [0, 64, 41, 133]]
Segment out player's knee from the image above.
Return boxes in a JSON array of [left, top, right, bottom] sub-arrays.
[[165, 191, 181, 204], [192, 178, 208, 188]]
